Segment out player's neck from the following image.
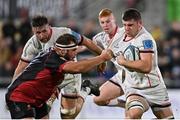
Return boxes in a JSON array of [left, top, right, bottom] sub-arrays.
[[124, 35, 132, 42], [109, 26, 118, 39]]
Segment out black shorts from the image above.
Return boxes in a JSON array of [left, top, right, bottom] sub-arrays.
[[6, 100, 48, 119]]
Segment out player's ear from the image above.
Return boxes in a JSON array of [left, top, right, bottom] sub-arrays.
[[54, 47, 67, 56], [60, 50, 67, 56], [138, 20, 142, 25]]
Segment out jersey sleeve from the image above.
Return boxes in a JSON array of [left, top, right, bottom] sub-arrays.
[[92, 32, 104, 49], [54, 27, 83, 45], [136, 35, 155, 53], [21, 37, 41, 62], [69, 30, 82, 45]]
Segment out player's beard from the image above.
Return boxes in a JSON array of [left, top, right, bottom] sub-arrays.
[[40, 38, 49, 43], [64, 54, 73, 61]]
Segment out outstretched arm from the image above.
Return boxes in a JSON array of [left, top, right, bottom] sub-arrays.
[[63, 49, 113, 73], [81, 36, 106, 74], [81, 36, 102, 55]]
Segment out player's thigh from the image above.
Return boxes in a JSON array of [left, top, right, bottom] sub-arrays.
[[61, 74, 81, 108], [94, 80, 123, 101], [61, 74, 81, 96], [151, 105, 174, 119], [34, 103, 49, 119], [6, 100, 34, 119], [144, 84, 173, 118]]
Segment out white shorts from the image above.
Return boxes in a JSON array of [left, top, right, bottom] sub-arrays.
[[109, 71, 123, 88], [60, 73, 82, 95], [124, 83, 170, 106]]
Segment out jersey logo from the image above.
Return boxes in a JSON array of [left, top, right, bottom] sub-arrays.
[[143, 40, 153, 49]]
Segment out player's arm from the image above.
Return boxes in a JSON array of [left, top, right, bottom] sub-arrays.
[[117, 52, 152, 73], [70, 30, 105, 73], [91, 34, 107, 74], [12, 60, 29, 80], [81, 36, 102, 55], [62, 49, 113, 73], [68, 29, 102, 55], [12, 38, 38, 80]]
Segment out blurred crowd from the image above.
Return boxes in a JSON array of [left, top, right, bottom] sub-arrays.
[[155, 22, 180, 88], [0, 15, 180, 88]]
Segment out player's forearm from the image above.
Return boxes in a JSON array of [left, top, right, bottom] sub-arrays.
[[63, 56, 106, 73], [122, 60, 151, 73], [13, 69, 22, 81], [81, 37, 102, 55], [12, 60, 29, 80]]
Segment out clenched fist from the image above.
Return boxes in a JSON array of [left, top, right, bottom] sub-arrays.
[[100, 49, 114, 61]]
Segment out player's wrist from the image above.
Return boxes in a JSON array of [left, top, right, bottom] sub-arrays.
[[99, 56, 107, 62]]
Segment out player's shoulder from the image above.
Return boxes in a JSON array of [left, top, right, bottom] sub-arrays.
[[52, 26, 70, 30], [135, 27, 156, 50], [137, 27, 154, 41], [27, 35, 36, 42], [25, 35, 41, 48], [93, 31, 106, 40], [52, 27, 72, 34]]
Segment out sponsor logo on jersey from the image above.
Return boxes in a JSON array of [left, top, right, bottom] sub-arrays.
[[143, 40, 153, 49]]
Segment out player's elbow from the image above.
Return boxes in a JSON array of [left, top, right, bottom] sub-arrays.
[[143, 69, 151, 74], [141, 65, 151, 73]]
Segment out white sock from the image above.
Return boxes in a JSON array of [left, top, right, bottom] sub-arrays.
[[108, 98, 125, 108], [79, 87, 91, 100], [107, 98, 119, 106]]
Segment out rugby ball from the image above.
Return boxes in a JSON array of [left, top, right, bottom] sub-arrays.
[[123, 45, 140, 61]]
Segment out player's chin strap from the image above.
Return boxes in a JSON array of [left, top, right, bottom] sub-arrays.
[[55, 43, 78, 50]]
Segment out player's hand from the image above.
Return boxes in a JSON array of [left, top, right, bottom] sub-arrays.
[[100, 49, 114, 61], [117, 54, 126, 65], [97, 62, 106, 74], [117, 54, 134, 72], [46, 88, 60, 112]]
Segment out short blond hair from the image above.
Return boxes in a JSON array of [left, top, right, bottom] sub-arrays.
[[99, 8, 113, 18]]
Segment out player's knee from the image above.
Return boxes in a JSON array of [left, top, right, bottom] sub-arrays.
[[126, 110, 143, 119], [93, 97, 108, 106], [126, 100, 146, 119], [152, 105, 174, 119], [60, 107, 77, 119]]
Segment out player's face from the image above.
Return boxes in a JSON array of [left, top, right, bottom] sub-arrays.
[[122, 19, 142, 37], [32, 24, 51, 43], [99, 14, 116, 34], [55, 46, 77, 60], [66, 48, 77, 60]]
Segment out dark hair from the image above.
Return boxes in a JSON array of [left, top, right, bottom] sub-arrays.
[[56, 34, 78, 46], [122, 8, 141, 21], [31, 15, 48, 27]]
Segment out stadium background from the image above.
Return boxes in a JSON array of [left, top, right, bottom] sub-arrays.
[[0, 0, 180, 118]]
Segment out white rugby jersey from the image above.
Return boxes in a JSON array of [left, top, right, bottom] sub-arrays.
[[21, 27, 82, 62], [115, 27, 165, 89], [93, 27, 125, 71]]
